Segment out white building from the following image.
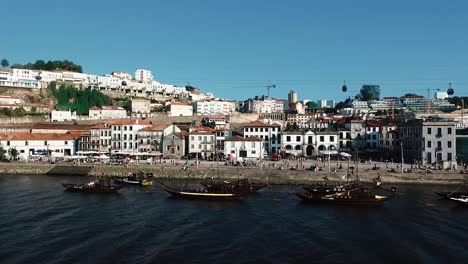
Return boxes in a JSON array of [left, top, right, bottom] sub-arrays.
[[224, 136, 263, 161], [135, 69, 154, 84], [281, 130, 338, 157], [131, 99, 151, 114], [89, 106, 127, 120], [137, 124, 181, 154], [0, 69, 41, 89], [0, 132, 78, 159], [0, 95, 23, 105], [168, 102, 193, 116], [112, 71, 132, 80], [401, 120, 456, 165], [89, 124, 112, 153], [241, 120, 282, 155], [193, 100, 236, 115], [318, 100, 335, 108], [51, 110, 77, 122], [188, 129, 215, 159], [110, 119, 152, 155]]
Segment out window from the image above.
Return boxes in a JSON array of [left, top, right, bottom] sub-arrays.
[[296, 136, 301, 142], [124, 126, 127, 131], [330, 136, 335, 142], [231, 150, 235, 154], [448, 141, 452, 148], [167, 146, 170, 151], [124, 135, 127, 140], [65, 141, 68, 145], [124, 142, 127, 149], [44, 141, 47, 146], [198, 144, 201, 149], [199, 136, 202, 141], [191, 144, 194, 149], [448, 152, 452, 161], [177, 146, 180, 151], [437, 128, 442, 135], [130, 126, 133, 131], [252, 150, 256, 154], [129, 142, 133, 149], [129, 135, 132, 140], [7, 141, 10, 146], [427, 141, 431, 148], [252, 142, 256, 147], [25, 141, 28, 146], [286, 136, 291, 142], [191, 136, 194, 141], [448, 128, 452, 134], [320, 136, 324, 142], [427, 127, 432, 134], [255, 128, 258, 132]]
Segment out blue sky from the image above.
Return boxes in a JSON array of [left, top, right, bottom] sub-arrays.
[[2, 0, 467, 101]]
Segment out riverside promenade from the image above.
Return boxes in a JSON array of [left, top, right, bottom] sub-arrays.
[[0, 160, 467, 185]]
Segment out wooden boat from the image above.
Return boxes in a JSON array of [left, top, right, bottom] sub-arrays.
[[113, 172, 153, 186], [62, 179, 123, 193], [200, 178, 266, 193], [434, 191, 468, 199], [296, 187, 394, 206], [163, 187, 244, 200], [448, 195, 468, 205]]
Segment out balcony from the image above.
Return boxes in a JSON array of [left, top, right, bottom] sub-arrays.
[[435, 147, 443, 152], [435, 133, 442, 138]]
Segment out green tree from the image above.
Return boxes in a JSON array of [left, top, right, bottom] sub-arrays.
[[306, 101, 319, 109], [8, 148, 19, 161], [0, 145, 7, 161], [404, 93, 420, 97], [1, 58, 9, 68], [11, 108, 26, 117], [10, 63, 23, 69], [360, 85, 380, 101]]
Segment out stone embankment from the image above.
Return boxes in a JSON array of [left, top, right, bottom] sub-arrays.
[[1, 162, 467, 185]]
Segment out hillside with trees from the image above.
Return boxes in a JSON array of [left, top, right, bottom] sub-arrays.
[[5, 59, 83, 73], [49, 82, 110, 115]]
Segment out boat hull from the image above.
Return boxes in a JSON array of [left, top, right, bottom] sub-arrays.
[[62, 183, 123, 193], [164, 188, 244, 200], [295, 192, 389, 206], [114, 178, 153, 186]]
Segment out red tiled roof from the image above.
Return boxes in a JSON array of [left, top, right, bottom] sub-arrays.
[[225, 136, 262, 142], [108, 119, 151, 125], [0, 132, 78, 141], [365, 120, 385, 127], [242, 120, 281, 128], [171, 102, 190, 106], [89, 106, 101, 110], [101, 106, 125, 110], [31, 124, 95, 131], [138, 124, 170, 131]]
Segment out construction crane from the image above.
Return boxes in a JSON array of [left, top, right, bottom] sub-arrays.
[[265, 82, 276, 98]]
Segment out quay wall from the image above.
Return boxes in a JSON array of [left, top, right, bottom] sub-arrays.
[[0, 162, 467, 185]]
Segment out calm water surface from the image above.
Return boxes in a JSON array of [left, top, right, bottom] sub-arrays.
[[0, 175, 467, 264]]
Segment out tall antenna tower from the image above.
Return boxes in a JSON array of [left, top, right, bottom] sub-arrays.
[[266, 81, 276, 98]]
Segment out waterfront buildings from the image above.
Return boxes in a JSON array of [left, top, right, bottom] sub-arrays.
[[137, 124, 180, 154], [281, 130, 339, 157], [0, 132, 79, 159], [109, 119, 151, 155], [224, 135, 263, 161], [400, 119, 456, 165], [241, 96, 284, 114], [163, 131, 188, 158], [188, 128, 215, 159], [241, 120, 282, 155]]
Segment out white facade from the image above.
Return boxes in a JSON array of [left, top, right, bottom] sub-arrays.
[[242, 120, 282, 155], [251, 99, 284, 113], [112, 72, 132, 80], [135, 69, 154, 83], [281, 130, 338, 156], [51, 110, 77, 122], [0, 69, 41, 89], [0, 132, 77, 159], [168, 103, 193, 116], [193, 100, 236, 115], [0, 96, 22, 105], [188, 130, 215, 158], [131, 99, 151, 114], [89, 106, 127, 120], [224, 136, 262, 161], [110, 120, 152, 154]]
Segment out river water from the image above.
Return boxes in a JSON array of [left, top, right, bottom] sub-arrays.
[[0, 175, 467, 264]]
